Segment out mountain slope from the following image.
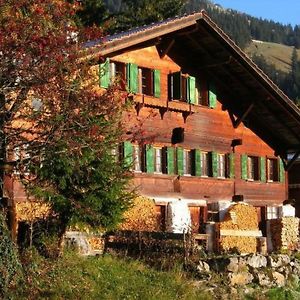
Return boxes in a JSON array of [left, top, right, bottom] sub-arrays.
[[245, 41, 300, 74]]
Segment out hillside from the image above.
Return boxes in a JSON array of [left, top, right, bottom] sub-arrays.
[[245, 40, 300, 74]]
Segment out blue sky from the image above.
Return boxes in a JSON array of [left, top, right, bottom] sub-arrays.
[[214, 0, 300, 26]]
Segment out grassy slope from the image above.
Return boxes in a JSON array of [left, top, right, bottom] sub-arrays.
[[245, 41, 300, 73], [8, 251, 211, 300], [7, 250, 300, 300]]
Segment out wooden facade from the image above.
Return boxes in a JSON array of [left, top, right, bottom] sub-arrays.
[[9, 12, 300, 236], [91, 11, 300, 233]]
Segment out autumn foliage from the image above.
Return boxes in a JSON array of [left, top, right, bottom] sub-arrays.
[[0, 0, 134, 242]]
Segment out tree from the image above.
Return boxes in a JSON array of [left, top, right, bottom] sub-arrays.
[[0, 0, 133, 244], [69, 0, 111, 28], [112, 0, 186, 32]]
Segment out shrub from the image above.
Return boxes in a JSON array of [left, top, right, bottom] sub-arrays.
[[0, 211, 21, 295]]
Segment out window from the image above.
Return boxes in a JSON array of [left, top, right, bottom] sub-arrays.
[[247, 156, 259, 181], [138, 67, 153, 95], [183, 149, 192, 175], [267, 158, 279, 182], [133, 145, 143, 172], [154, 147, 163, 173], [196, 77, 209, 106], [217, 153, 226, 178], [111, 61, 126, 89], [168, 72, 196, 104], [100, 59, 126, 89], [200, 151, 210, 177], [266, 206, 281, 220]]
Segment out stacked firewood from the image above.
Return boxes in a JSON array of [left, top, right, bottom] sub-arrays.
[[119, 196, 160, 232], [16, 201, 52, 222], [270, 217, 299, 251], [218, 203, 260, 253]]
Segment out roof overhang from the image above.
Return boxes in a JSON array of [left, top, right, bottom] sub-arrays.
[[88, 11, 300, 160]]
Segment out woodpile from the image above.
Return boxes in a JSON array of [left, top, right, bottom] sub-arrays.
[[220, 203, 258, 230], [87, 236, 105, 252], [218, 203, 260, 253], [119, 196, 160, 231], [16, 201, 52, 222], [269, 217, 299, 251]]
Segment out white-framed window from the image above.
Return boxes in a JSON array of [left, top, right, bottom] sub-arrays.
[[133, 145, 142, 172], [183, 149, 192, 175], [200, 151, 210, 177], [154, 147, 163, 173], [266, 206, 281, 220], [217, 153, 226, 178]]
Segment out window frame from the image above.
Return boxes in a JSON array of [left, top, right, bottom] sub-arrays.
[[183, 149, 192, 176], [266, 206, 281, 220], [267, 158, 279, 182], [110, 61, 126, 89], [132, 144, 143, 173], [154, 147, 163, 174], [138, 67, 154, 96], [217, 153, 226, 179], [200, 151, 210, 177], [247, 156, 259, 181]]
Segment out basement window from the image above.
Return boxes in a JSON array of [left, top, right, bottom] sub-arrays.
[[266, 206, 281, 219]]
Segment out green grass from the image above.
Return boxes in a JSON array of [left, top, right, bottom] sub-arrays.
[[8, 251, 212, 300], [245, 41, 300, 73], [7, 250, 300, 300]]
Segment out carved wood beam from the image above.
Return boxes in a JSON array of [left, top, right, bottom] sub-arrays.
[[282, 149, 300, 171], [157, 38, 175, 58], [233, 102, 255, 128]]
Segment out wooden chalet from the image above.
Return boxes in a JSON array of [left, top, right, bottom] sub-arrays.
[[89, 11, 300, 234]]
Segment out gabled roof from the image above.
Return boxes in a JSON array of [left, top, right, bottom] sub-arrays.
[[89, 11, 300, 160]]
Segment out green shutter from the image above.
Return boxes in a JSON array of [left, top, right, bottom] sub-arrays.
[[177, 147, 184, 175], [260, 157, 266, 182], [146, 145, 154, 173], [211, 151, 218, 178], [229, 153, 235, 179], [127, 63, 138, 93], [167, 147, 175, 175], [209, 82, 217, 108], [99, 58, 110, 88], [172, 71, 182, 100], [188, 76, 196, 104], [279, 159, 285, 183], [153, 69, 161, 98], [123, 141, 133, 167], [195, 149, 201, 176], [241, 154, 248, 180]]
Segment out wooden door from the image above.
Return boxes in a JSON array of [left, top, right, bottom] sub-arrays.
[[189, 206, 206, 233]]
